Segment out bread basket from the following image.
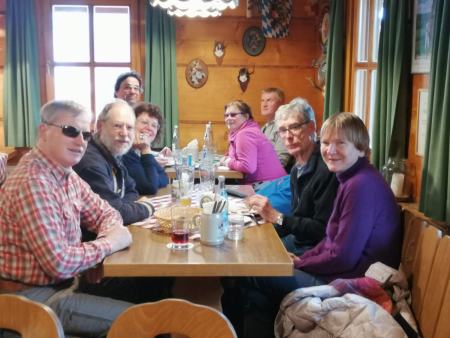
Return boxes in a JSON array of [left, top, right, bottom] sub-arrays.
[[154, 206, 202, 232]]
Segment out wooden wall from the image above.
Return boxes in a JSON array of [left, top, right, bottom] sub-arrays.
[[0, 0, 428, 205], [175, 0, 324, 153]]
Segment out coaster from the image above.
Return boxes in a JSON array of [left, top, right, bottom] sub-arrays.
[[166, 242, 194, 250]]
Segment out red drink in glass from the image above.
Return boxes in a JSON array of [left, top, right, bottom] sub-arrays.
[[171, 229, 189, 244]]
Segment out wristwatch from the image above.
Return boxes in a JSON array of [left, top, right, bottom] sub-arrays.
[[276, 213, 284, 225]]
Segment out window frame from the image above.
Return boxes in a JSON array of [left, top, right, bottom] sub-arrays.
[[344, 0, 382, 134], [39, 0, 143, 117]]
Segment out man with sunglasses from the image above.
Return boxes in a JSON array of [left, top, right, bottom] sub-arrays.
[[114, 70, 143, 106], [74, 99, 154, 225], [0, 100, 137, 336], [260, 87, 294, 171]]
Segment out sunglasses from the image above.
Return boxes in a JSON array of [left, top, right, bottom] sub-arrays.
[[224, 112, 244, 118], [44, 122, 92, 141]]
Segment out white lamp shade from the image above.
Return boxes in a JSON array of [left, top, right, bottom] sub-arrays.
[[149, 0, 239, 18]]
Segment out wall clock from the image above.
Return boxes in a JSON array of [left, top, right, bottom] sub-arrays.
[[242, 26, 266, 56], [185, 58, 208, 89]]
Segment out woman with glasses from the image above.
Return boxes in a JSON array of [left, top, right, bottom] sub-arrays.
[[123, 102, 170, 195], [220, 100, 286, 183]]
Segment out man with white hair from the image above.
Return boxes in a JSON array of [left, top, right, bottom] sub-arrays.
[[74, 99, 153, 225], [248, 97, 338, 255]]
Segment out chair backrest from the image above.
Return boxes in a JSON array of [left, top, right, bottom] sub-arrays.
[[107, 298, 237, 338], [0, 294, 64, 338]]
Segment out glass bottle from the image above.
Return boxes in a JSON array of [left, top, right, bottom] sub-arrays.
[[217, 175, 229, 233], [172, 125, 181, 166]]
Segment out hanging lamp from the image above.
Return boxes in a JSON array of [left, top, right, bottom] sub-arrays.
[[149, 0, 239, 18]]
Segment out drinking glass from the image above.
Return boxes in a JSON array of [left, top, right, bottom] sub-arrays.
[[227, 214, 244, 241], [199, 164, 216, 192], [170, 206, 190, 250]]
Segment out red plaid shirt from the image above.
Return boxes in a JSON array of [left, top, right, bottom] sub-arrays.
[[0, 148, 122, 285]]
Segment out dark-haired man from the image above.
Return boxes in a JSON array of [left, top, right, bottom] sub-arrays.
[[114, 70, 143, 105]]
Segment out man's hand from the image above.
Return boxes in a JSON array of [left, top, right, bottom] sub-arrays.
[[246, 195, 279, 223], [99, 225, 132, 253]]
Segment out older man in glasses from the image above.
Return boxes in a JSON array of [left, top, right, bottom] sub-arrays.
[[0, 100, 138, 336], [114, 70, 143, 106], [74, 99, 154, 225], [248, 97, 338, 255]]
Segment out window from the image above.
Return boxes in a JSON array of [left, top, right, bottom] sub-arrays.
[[346, 0, 383, 142], [46, 1, 140, 117]]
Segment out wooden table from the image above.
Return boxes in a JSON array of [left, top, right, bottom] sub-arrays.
[[103, 223, 293, 277], [165, 167, 244, 180]]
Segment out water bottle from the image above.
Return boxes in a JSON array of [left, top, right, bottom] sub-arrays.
[[217, 175, 229, 233], [204, 121, 216, 160], [172, 125, 181, 166]]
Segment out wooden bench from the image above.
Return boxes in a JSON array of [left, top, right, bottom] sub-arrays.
[[400, 204, 450, 338]]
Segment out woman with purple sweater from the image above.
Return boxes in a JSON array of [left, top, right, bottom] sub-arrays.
[[242, 113, 402, 337], [219, 100, 286, 183]]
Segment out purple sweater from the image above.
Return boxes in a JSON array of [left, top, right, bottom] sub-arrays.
[[227, 120, 286, 183], [297, 157, 401, 282]]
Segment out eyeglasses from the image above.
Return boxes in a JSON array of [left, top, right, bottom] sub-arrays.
[[123, 84, 143, 93], [138, 120, 160, 130], [278, 121, 310, 137], [43, 122, 92, 141], [224, 112, 243, 118]]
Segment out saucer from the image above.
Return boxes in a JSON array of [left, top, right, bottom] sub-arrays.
[[166, 242, 194, 250]]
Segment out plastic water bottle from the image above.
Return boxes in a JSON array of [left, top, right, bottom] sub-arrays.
[[217, 175, 229, 233]]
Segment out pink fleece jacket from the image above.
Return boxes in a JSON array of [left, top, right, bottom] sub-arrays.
[[227, 120, 286, 183]]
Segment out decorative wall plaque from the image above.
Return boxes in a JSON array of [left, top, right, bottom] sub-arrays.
[[242, 26, 266, 56], [185, 58, 208, 88], [213, 41, 225, 65]]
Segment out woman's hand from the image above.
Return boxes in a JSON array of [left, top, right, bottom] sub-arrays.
[[246, 194, 278, 223], [288, 252, 301, 266], [219, 156, 231, 167], [159, 147, 172, 157], [133, 132, 151, 154], [155, 156, 169, 167]]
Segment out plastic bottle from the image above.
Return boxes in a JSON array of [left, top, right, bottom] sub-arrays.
[[217, 175, 229, 233]]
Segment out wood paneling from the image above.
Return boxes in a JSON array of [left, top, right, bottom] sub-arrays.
[[175, 0, 324, 150], [407, 74, 429, 202]]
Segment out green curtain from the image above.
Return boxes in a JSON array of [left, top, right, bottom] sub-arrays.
[[419, 0, 450, 223], [3, 0, 41, 147], [323, 0, 345, 120], [144, 4, 178, 148], [371, 0, 410, 169]]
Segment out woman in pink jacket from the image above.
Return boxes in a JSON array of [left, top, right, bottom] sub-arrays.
[[220, 100, 286, 183]]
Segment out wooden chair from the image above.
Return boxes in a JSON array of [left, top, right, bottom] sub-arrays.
[[0, 294, 64, 338], [107, 298, 237, 338]]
